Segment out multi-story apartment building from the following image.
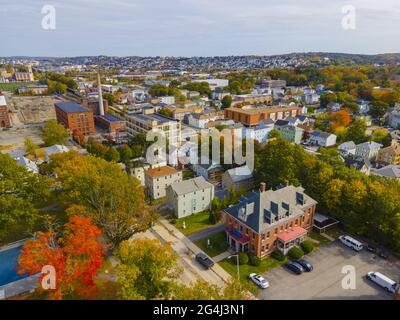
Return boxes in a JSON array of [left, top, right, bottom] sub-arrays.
[[187, 110, 224, 129], [144, 166, 182, 199], [126, 110, 181, 142], [166, 176, 214, 218], [224, 105, 302, 127], [355, 141, 383, 161], [223, 184, 318, 258], [0, 93, 11, 128], [55, 101, 95, 135], [231, 94, 273, 106], [376, 140, 400, 165], [278, 124, 304, 144], [243, 119, 274, 144]]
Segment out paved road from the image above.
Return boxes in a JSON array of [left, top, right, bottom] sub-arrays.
[[260, 241, 400, 300], [188, 222, 226, 242], [130, 218, 231, 288]]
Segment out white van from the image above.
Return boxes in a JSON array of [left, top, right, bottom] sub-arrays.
[[367, 272, 398, 294], [338, 235, 363, 251]]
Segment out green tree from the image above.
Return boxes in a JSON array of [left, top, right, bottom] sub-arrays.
[[24, 138, 38, 156], [117, 239, 181, 300], [368, 101, 389, 120], [221, 95, 232, 109], [118, 145, 133, 163], [42, 119, 69, 146], [0, 154, 50, 241], [345, 119, 367, 144], [104, 147, 120, 162], [53, 153, 156, 248], [320, 92, 337, 108], [268, 129, 281, 139]]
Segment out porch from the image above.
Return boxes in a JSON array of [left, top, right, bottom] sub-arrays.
[[226, 228, 250, 253], [276, 226, 307, 255]]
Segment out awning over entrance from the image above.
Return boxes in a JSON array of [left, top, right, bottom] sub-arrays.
[[227, 228, 250, 244], [277, 226, 307, 243]]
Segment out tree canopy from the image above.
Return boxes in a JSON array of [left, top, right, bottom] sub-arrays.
[[51, 152, 157, 248], [41, 119, 69, 146]]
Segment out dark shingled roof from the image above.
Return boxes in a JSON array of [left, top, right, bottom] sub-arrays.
[[98, 114, 124, 122], [55, 101, 90, 113]]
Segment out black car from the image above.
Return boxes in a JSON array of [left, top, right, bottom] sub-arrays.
[[294, 259, 313, 272], [195, 252, 215, 269], [284, 261, 304, 275], [378, 250, 389, 260]]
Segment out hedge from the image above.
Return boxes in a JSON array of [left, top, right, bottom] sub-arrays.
[[271, 249, 285, 261], [301, 240, 314, 254], [288, 246, 304, 260], [249, 254, 261, 266], [238, 252, 249, 265]]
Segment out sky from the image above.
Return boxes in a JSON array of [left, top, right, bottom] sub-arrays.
[[1, 0, 400, 57]]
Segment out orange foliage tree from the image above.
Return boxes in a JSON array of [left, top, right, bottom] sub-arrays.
[[330, 109, 352, 130], [18, 211, 104, 300]]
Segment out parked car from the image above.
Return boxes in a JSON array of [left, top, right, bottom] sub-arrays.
[[284, 261, 304, 275], [378, 250, 389, 260], [294, 259, 313, 272], [366, 272, 398, 293], [248, 273, 269, 289], [195, 252, 214, 269], [366, 245, 377, 253], [338, 235, 363, 251]]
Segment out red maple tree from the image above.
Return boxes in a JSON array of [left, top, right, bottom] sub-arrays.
[[18, 212, 105, 300]]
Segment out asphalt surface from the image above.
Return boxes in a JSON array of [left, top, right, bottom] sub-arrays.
[[260, 241, 400, 300]]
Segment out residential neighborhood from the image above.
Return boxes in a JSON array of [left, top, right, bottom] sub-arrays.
[[1, 0, 400, 308]]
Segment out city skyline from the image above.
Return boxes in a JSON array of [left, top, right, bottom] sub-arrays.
[[1, 0, 400, 57]]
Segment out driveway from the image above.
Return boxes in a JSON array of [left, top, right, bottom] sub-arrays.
[[260, 241, 400, 300]]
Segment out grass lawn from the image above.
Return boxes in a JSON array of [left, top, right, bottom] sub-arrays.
[[0, 82, 38, 92], [308, 231, 332, 245], [182, 168, 196, 180], [174, 211, 214, 236], [325, 227, 343, 239], [219, 255, 287, 295], [194, 231, 228, 257]]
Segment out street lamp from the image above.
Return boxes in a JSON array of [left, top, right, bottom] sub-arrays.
[[228, 254, 240, 283]]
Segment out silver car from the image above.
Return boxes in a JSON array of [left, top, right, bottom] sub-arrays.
[[248, 273, 269, 289]]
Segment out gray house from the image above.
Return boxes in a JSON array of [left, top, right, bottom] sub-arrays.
[[166, 176, 215, 218]]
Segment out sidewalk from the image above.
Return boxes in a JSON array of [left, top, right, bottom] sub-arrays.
[[213, 251, 231, 263], [158, 217, 231, 284]]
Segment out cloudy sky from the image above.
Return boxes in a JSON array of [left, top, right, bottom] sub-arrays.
[[1, 0, 399, 57]]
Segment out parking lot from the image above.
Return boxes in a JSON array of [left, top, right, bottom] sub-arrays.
[[260, 241, 400, 300]]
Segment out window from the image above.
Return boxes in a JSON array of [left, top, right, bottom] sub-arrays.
[[240, 225, 243, 232], [261, 234, 265, 240], [252, 232, 255, 240], [275, 228, 278, 234], [266, 244, 269, 250], [266, 231, 270, 239]]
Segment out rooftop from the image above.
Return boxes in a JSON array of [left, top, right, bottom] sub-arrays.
[[224, 185, 317, 233], [98, 114, 125, 122], [145, 166, 179, 178], [169, 176, 213, 196], [55, 101, 90, 113]]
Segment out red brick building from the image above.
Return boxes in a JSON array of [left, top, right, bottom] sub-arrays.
[[224, 106, 302, 127], [223, 183, 317, 258], [55, 101, 95, 135], [81, 97, 109, 115], [0, 94, 11, 128]]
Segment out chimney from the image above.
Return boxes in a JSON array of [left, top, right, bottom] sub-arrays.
[[97, 70, 105, 116], [285, 180, 289, 187], [260, 182, 266, 193]]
